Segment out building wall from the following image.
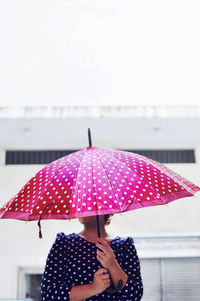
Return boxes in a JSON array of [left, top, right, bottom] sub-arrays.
[[0, 133, 200, 299]]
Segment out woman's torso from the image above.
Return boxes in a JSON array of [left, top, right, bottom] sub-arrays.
[[65, 232, 126, 300]]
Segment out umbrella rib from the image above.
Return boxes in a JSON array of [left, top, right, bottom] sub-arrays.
[[70, 150, 89, 217], [111, 151, 198, 205], [109, 151, 162, 203], [111, 150, 199, 206], [90, 155, 99, 215], [107, 153, 147, 206], [95, 152, 121, 212], [130, 152, 196, 194], [30, 150, 86, 219], [28, 164, 67, 218]]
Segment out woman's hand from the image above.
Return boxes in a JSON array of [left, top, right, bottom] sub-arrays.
[[91, 268, 111, 294], [96, 238, 117, 269]]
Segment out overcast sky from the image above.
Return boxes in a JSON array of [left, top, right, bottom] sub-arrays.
[[0, 0, 200, 107]]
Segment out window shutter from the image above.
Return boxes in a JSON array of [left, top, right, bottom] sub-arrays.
[[140, 259, 161, 301], [140, 257, 200, 301], [163, 257, 200, 301]]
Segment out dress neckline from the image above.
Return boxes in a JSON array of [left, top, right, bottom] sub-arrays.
[[73, 232, 120, 245]]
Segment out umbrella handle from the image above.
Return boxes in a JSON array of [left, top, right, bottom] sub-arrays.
[[95, 217, 123, 293], [37, 201, 55, 238]]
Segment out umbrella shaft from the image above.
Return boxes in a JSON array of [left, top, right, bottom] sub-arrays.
[[96, 215, 101, 238]]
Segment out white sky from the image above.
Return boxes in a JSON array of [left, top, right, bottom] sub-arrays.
[[0, 0, 200, 107]]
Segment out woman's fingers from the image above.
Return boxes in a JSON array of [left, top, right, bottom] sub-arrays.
[[98, 268, 108, 274], [97, 256, 103, 262], [96, 249, 104, 257], [97, 249, 105, 255], [96, 245, 107, 254], [96, 242, 108, 254]]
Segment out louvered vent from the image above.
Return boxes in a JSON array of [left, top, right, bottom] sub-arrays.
[[122, 149, 195, 163], [5, 149, 195, 165], [5, 150, 79, 165]]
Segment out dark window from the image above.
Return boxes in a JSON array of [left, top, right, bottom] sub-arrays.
[[25, 274, 42, 301], [5, 150, 79, 165], [121, 149, 195, 163], [5, 149, 195, 165]]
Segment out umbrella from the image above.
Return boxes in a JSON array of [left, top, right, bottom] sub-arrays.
[[1, 128, 200, 292]]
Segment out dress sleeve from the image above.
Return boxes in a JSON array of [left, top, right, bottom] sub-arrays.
[[116, 237, 143, 301], [41, 232, 74, 301]]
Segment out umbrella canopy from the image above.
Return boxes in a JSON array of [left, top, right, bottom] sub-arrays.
[[0, 142, 199, 225]]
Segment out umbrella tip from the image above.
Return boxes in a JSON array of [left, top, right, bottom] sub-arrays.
[[88, 128, 92, 147]]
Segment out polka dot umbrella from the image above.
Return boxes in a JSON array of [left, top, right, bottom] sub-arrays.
[[0, 128, 199, 238], [0, 128, 200, 231], [1, 128, 200, 292]]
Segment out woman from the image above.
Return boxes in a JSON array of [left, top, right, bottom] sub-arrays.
[[41, 214, 143, 300]]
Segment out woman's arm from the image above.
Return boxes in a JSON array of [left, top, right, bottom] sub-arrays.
[[108, 260, 128, 289], [95, 236, 143, 300], [41, 232, 74, 301], [115, 237, 144, 301], [69, 283, 96, 301], [70, 267, 111, 301]]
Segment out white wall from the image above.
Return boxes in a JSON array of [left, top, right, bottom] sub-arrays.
[[0, 133, 200, 299]]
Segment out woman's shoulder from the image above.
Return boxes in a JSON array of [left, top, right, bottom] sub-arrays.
[[116, 235, 135, 243], [54, 232, 75, 243], [110, 235, 135, 248], [114, 236, 138, 256]]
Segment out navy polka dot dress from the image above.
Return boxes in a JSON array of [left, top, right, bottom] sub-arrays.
[[41, 232, 143, 300]]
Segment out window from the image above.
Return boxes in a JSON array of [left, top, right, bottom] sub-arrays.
[[5, 149, 195, 164], [140, 257, 200, 300]]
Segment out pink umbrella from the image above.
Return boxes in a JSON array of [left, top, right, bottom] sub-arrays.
[[1, 128, 199, 293], [0, 129, 199, 238]]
